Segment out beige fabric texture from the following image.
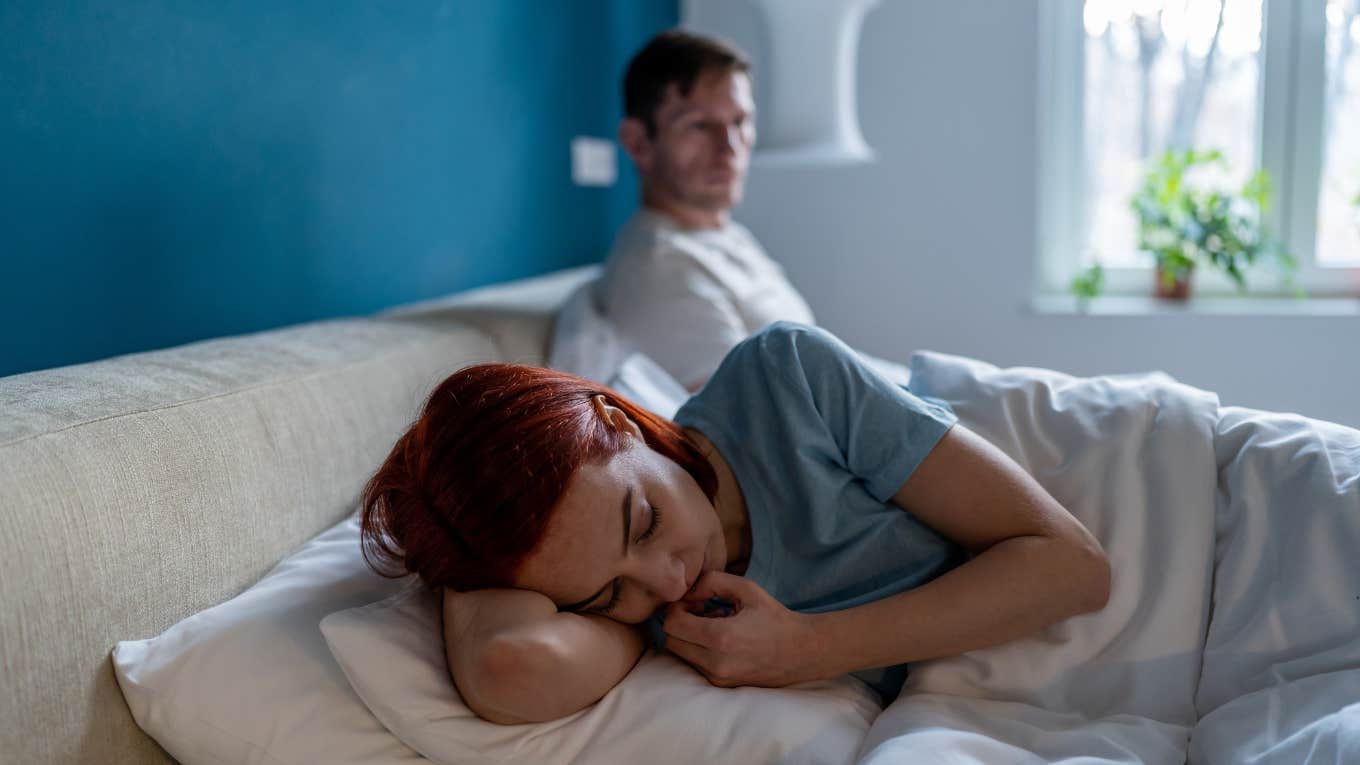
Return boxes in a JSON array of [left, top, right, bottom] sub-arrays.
[[0, 266, 588, 765]]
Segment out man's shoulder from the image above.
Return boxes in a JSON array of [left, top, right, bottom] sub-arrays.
[[606, 211, 723, 270]]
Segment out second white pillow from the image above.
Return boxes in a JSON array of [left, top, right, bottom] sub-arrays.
[[321, 586, 884, 765]]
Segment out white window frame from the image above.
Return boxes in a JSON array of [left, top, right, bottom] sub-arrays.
[[1037, 0, 1360, 298]]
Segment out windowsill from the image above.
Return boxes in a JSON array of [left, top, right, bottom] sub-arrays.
[[1031, 294, 1360, 317]]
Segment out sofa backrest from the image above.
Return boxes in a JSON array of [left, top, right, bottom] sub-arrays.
[[0, 266, 593, 764]]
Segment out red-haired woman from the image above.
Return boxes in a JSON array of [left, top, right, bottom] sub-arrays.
[[361, 322, 1111, 724]]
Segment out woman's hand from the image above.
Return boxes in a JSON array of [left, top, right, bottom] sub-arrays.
[[661, 571, 823, 688]]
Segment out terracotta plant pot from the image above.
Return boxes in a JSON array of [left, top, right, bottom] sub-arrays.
[[1155, 264, 1193, 300]]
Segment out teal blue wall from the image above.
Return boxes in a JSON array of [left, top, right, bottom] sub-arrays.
[[0, 1, 676, 377]]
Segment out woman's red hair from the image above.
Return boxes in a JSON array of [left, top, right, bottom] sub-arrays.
[[360, 363, 717, 591]]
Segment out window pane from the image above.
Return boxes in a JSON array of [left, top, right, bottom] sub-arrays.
[[1319, 0, 1360, 267], [1082, 0, 1263, 267]]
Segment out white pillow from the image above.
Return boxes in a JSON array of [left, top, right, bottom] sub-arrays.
[[859, 352, 913, 389], [607, 352, 690, 419], [321, 586, 884, 765], [548, 280, 633, 384], [112, 514, 427, 764]]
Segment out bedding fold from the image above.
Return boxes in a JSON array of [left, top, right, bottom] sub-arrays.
[[858, 353, 1360, 764]]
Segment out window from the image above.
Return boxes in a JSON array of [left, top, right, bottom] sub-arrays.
[[1320, 0, 1360, 268], [1038, 0, 1360, 297]]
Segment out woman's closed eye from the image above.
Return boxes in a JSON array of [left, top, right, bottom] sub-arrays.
[[636, 504, 663, 542], [593, 506, 664, 615], [594, 580, 624, 615]]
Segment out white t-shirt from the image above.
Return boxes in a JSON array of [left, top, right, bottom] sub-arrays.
[[593, 210, 816, 390]]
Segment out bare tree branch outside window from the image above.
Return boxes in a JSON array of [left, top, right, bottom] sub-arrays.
[[1082, 0, 1262, 268]]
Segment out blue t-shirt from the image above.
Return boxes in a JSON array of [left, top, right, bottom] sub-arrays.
[[655, 322, 964, 703]]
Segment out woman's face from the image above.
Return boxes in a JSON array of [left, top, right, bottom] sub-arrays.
[[512, 421, 727, 624]]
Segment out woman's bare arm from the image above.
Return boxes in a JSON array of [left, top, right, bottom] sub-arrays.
[[663, 424, 1110, 687], [806, 423, 1110, 676], [442, 588, 646, 724]]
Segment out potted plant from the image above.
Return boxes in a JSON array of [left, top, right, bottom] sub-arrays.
[[1070, 149, 1296, 303], [1130, 149, 1293, 299]]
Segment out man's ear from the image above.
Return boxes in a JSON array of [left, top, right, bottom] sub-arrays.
[[593, 394, 644, 440], [618, 117, 653, 173]]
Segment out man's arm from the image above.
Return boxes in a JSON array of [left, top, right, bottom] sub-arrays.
[[443, 588, 646, 724]]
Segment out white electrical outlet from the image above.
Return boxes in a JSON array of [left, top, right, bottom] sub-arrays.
[[571, 136, 617, 187]]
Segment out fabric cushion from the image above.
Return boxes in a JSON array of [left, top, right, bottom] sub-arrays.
[[3, 317, 502, 765], [112, 514, 427, 764], [321, 585, 883, 765]]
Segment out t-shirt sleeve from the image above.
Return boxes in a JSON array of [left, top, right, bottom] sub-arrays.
[[599, 244, 749, 390], [714, 322, 957, 502]]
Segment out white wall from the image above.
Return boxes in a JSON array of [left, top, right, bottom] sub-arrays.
[[685, 0, 1360, 428]]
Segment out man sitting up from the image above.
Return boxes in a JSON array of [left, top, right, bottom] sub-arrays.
[[594, 29, 814, 392]]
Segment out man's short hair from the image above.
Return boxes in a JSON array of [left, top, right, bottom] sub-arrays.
[[623, 29, 752, 136]]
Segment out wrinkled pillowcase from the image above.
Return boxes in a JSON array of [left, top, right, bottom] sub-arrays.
[[111, 514, 425, 764], [321, 586, 884, 765], [547, 279, 690, 418], [548, 280, 632, 383], [112, 511, 882, 765], [607, 351, 690, 419]]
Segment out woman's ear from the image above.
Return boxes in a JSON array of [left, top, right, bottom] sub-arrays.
[[593, 394, 644, 440]]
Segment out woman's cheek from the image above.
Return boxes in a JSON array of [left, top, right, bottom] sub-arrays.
[[626, 595, 659, 625]]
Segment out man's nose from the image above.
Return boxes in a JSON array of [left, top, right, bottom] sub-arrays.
[[716, 125, 741, 156]]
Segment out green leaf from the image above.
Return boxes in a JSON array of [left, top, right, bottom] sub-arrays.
[[1069, 263, 1105, 303], [1130, 148, 1295, 295], [1242, 170, 1272, 212]]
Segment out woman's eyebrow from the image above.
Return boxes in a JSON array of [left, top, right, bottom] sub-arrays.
[[559, 486, 633, 613]]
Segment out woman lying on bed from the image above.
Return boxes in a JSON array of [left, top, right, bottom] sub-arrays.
[[358, 322, 1111, 724]]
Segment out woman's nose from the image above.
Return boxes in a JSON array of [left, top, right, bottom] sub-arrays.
[[642, 554, 688, 603]]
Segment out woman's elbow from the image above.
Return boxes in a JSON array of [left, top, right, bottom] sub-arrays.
[[1073, 539, 1112, 615], [458, 635, 563, 725]]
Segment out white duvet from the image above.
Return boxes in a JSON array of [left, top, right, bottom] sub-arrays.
[[854, 352, 1360, 764]]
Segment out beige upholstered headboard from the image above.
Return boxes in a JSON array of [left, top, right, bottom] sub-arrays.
[[0, 266, 593, 764]]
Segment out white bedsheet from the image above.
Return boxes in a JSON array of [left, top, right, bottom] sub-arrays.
[[857, 352, 1360, 765]]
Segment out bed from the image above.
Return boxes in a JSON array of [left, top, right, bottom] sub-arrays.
[[2, 265, 1355, 764]]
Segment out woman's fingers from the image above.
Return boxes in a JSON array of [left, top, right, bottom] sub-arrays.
[[662, 604, 725, 646], [662, 631, 720, 672], [663, 617, 751, 687], [681, 569, 751, 604]]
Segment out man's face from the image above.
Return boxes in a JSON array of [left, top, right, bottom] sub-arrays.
[[638, 69, 756, 216]]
